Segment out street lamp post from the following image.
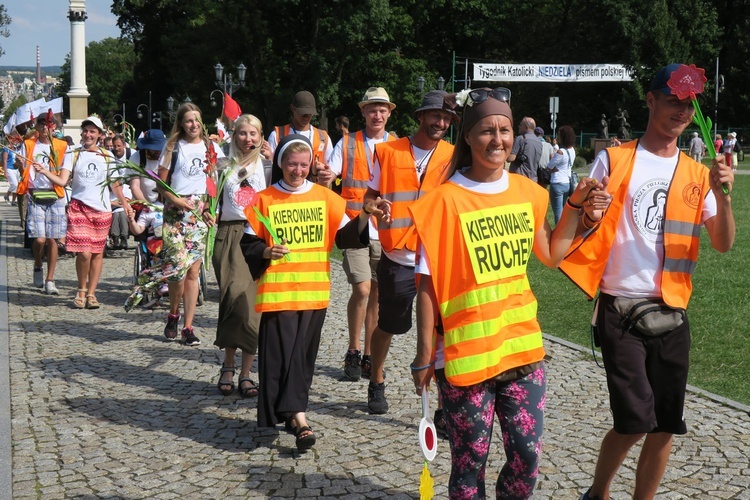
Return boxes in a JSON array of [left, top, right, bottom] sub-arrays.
[[111, 113, 124, 132], [210, 89, 224, 109], [136, 103, 151, 123], [214, 63, 246, 96], [417, 76, 446, 94], [166, 96, 193, 124]]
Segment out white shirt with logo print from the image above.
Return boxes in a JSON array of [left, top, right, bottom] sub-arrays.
[[62, 146, 117, 212], [589, 145, 717, 299], [159, 139, 225, 196]]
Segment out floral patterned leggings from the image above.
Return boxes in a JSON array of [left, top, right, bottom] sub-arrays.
[[435, 364, 546, 500]]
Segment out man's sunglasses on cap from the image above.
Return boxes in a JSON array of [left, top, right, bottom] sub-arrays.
[[469, 87, 512, 104]]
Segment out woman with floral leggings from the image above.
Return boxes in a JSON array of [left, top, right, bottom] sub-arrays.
[[409, 88, 610, 498]]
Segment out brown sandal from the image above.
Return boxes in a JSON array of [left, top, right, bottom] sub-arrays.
[[85, 295, 100, 309], [73, 289, 86, 309]]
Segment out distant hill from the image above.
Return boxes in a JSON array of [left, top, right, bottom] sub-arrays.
[[0, 66, 63, 77]]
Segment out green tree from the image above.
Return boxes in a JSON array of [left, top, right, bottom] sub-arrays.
[[111, 0, 727, 139], [4, 94, 27, 120], [56, 37, 138, 124], [0, 4, 10, 59]]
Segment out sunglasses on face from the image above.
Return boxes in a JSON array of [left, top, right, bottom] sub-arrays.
[[469, 87, 512, 105]]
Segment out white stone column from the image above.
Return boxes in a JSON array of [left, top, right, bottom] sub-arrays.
[[65, 0, 89, 140]]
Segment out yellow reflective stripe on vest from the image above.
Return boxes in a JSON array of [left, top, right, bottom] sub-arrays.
[[271, 251, 329, 264], [440, 276, 529, 319], [445, 331, 543, 377], [260, 271, 330, 284], [444, 299, 538, 345], [256, 290, 330, 306]]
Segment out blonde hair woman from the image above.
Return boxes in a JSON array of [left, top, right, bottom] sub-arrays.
[[207, 114, 268, 397], [126, 103, 225, 344]]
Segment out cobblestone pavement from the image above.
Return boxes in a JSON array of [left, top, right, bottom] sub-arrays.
[[2, 202, 750, 499]]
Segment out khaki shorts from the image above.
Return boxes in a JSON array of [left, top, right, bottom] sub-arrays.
[[342, 240, 381, 284]]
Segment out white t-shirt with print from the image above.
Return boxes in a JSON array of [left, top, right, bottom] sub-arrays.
[[160, 139, 225, 196], [220, 158, 268, 222], [589, 145, 717, 298], [20, 142, 54, 190], [136, 206, 164, 238], [62, 147, 117, 212]]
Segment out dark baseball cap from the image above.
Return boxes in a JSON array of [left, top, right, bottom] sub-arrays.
[[291, 91, 317, 115], [649, 63, 706, 99]]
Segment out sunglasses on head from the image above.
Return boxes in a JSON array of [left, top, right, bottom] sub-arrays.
[[469, 87, 512, 105]]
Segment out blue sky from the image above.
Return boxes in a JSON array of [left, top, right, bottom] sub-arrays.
[[2, 1, 121, 67]]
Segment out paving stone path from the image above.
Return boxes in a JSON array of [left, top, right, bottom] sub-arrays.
[[1, 201, 749, 499]]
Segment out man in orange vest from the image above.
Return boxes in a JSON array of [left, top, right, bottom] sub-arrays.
[[566, 64, 735, 500], [362, 90, 458, 414], [267, 90, 333, 180], [328, 87, 397, 381], [17, 114, 70, 295]]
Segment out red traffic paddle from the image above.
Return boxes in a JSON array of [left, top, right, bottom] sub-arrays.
[[418, 388, 436, 499]]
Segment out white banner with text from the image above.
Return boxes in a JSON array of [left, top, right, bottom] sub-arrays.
[[473, 63, 634, 83]]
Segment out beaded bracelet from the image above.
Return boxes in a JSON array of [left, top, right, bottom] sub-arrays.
[[565, 199, 583, 210], [409, 361, 434, 371]]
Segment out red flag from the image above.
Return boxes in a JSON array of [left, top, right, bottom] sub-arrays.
[[223, 93, 242, 121]]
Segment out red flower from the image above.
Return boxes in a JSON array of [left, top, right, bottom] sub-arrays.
[[206, 177, 217, 198], [234, 186, 258, 208], [667, 64, 706, 100], [44, 108, 55, 128], [205, 143, 218, 170]]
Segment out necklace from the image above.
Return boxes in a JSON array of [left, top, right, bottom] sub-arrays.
[[408, 136, 438, 177]]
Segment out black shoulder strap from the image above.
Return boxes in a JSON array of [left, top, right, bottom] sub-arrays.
[[167, 143, 179, 185]]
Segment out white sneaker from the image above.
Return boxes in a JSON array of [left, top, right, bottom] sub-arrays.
[[33, 268, 44, 287], [44, 281, 59, 295]]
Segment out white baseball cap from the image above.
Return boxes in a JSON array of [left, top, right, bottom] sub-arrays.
[[81, 115, 104, 132]]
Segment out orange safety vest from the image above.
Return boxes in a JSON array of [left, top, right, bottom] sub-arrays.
[[409, 175, 549, 386], [245, 184, 346, 312], [559, 140, 710, 309], [17, 137, 68, 198], [340, 130, 397, 219], [274, 125, 330, 164], [375, 138, 454, 252]]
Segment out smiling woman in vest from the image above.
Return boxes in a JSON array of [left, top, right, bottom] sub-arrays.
[[34, 116, 130, 309], [408, 89, 611, 499], [240, 134, 382, 451]]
